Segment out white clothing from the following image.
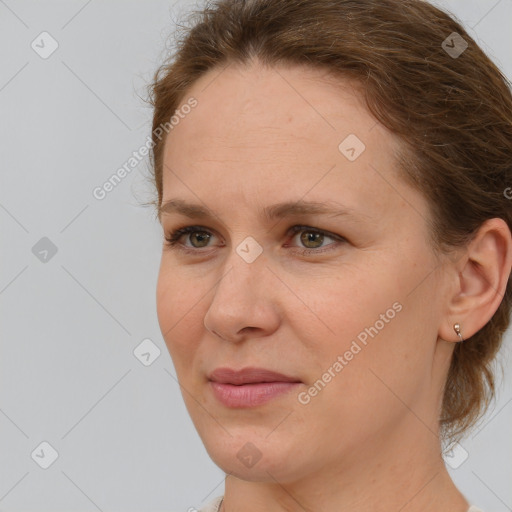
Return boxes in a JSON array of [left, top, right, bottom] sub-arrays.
[[196, 495, 223, 512]]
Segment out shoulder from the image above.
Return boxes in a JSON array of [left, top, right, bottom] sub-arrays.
[[194, 495, 224, 512]]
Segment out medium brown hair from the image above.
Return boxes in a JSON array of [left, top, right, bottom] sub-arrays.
[[146, 0, 512, 444]]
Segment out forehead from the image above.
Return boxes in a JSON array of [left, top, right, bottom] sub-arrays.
[[166, 61, 375, 154], [161, 61, 419, 223]]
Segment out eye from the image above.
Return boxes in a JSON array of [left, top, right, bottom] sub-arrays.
[[164, 225, 216, 249], [163, 225, 346, 255], [287, 225, 345, 255]]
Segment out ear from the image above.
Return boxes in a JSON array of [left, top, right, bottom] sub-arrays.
[[439, 218, 512, 343]]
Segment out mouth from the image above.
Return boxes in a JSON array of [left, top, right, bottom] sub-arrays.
[[207, 366, 302, 408], [208, 366, 302, 385]]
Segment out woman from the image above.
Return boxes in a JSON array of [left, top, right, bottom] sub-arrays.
[[147, 0, 512, 511]]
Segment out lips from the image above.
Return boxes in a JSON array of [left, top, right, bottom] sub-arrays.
[[207, 367, 303, 407], [208, 366, 302, 385]]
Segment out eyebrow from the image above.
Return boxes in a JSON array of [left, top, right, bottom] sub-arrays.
[[158, 198, 368, 223]]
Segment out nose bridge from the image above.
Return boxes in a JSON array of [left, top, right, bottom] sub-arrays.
[[214, 237, 267, 301], [203, 238, 278, 339]]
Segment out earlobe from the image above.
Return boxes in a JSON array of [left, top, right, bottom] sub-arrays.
[[439, 218, 512, 343]]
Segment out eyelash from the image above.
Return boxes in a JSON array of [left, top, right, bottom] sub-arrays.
[[163, 225, 346, 256]]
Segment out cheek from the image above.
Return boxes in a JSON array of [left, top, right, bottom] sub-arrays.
[[318, 288, 438, 427], [303, 253, 437, 392], [303, 267, 400, 347], [297, 302, 428, 449], [156, 265, 204, 367]]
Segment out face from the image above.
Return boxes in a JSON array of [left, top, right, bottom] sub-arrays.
[[156, 61, 451, 484]]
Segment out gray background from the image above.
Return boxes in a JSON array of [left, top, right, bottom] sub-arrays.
[[0, 1, 511, 511]]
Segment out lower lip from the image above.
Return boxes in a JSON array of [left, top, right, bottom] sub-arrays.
[[209, 381, 301, 408]]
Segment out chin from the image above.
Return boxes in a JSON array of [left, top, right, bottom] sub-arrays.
[[198, 427, 314, 484]]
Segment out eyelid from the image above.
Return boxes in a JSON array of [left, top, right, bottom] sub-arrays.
[[287, 225, 343, 241]]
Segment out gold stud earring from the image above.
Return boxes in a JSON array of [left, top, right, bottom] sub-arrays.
[[453, 323, 464, 342]]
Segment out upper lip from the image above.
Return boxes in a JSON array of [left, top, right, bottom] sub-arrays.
[[208, 367, 302, 385]]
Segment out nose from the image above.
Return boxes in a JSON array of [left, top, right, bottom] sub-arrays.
[[203, 248, 281, 343]]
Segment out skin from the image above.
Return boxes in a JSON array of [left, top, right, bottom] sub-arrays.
[[156, 59, 512, 512]]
